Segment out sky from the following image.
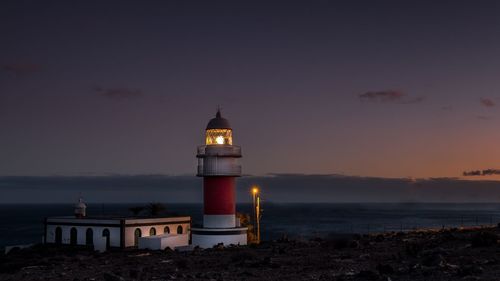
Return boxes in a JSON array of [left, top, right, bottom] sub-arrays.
[[1, 0, 500, 180]]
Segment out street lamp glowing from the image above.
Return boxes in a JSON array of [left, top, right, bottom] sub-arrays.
[[250, 185, 261, 244]]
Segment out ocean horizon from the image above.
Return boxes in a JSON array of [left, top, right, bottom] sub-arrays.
[[2, 202, 500, 249]]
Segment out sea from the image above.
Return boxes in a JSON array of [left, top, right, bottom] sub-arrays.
[[2, 203, 500, 249]]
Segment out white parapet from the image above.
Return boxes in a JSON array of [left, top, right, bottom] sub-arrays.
[[138, 233, 189, 250], [203, 214, 236, 228], [94, 236, 107, 252], [191, 227, 247, 248]]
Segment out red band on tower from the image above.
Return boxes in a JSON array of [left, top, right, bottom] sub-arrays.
[[203, 177, 235, 215]]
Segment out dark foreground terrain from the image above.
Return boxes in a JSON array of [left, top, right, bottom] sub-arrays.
[[2, 226, 500, 281]]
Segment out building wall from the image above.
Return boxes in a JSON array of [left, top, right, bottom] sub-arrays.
[[138, 234, 189, 250], [124, 222, 190, 248], [46, 224, 121, 247], [45, 216, 191, 249], [192, 233, 247, 248]]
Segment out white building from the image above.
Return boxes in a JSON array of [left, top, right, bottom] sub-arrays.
[[44, 216, 191, 251]]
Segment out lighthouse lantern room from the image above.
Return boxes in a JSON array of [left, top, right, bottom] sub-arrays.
[[192, 110, 248, 248]]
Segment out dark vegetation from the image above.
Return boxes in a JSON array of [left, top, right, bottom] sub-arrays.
[[128, 203, 167, 217], [2, 226, 500, 280]]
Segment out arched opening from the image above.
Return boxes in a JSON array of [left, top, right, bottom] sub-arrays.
[[102, 229, 110, 249], [70, 227, 78, 245], [164, 226, 170, 234], [55, 227, 62, 245], [134, 228, 141, 247], [149, 227, 156, 236], [177, 225, 183, 234], [85, 228, 93, 246]]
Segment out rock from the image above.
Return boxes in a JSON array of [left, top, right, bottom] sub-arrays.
[[350, 240, 360, 248], [375, 235, 385, 242], [359, 253, 371, 260], [356, 270, 380, 280], [376, 264, 394, 275], [103, 272, 124, 281], [421, 251, 444, 267], [404, 240, 424, 257], [462, 277, 481, 281], [471, 232, 498, 247], [213, 243, 224, 250], [457, 265, 483, 277], [176, 258, 188, 269], [129, 269, 140, 278]]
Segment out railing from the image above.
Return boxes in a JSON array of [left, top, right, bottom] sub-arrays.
[[197, 164, 242, 176], [197, 145, 241, 157]]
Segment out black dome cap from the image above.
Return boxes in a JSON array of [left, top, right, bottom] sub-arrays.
[[206, 109, 232, 130]]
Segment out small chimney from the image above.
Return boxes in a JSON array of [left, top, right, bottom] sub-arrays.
[[74, 197, 87, 218]]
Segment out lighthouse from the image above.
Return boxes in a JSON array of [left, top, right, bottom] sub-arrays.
[[191, 110, 248, 248]]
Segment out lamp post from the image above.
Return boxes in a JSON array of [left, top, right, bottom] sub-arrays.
[[252, 186, 261, 244]]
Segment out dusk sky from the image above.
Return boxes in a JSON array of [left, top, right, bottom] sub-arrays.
[[2, 0, 500, 179]]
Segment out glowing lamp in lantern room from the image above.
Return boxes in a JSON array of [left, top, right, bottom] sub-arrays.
[[205, 129, 232, 145]]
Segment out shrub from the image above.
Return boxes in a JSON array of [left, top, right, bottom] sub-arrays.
[[471, 231, 498, 247], [404, 241, 423, 257]]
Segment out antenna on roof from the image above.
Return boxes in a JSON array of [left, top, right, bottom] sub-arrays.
[[216, 105, 222, 118]]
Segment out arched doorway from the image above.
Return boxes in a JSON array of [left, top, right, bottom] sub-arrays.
[[134, 228, 141, 247], [177, 225, 183, 234], [86, 228, 93, 246], [149, 227, 156, 236], [70, 228, 78, 245], [102, 229, 110, 249], [55, 227, 62, 245], [164, 226, 170, 234]]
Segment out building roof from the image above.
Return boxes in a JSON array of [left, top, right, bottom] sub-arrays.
[[206, 109, 231, 130], [45, 216, 191, 226]]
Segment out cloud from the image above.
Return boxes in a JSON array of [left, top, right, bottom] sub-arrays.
[[2, 63, 42, 76], [94, 87, 143, 99], [359, 90, 404, 102], [398, 96, 425, 104], [463, 169, 500, 176], [359, 90, 424, 104], [480, 98, 495, 107], [476, 115, 493, 120]]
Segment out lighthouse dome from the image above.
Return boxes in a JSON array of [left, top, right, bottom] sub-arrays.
[[205, 110, 233, 145], [206, 110, 231, 130]]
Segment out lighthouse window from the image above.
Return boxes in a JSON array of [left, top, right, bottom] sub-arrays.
[[149, 227, 156, 236], [86, 228, 93, 245], [164, 226, 170, 234], [177, 225, 183, 234], [134, 228, 141, 246], [70, 227, 78, 245], [102, 229, 110, 249], [55, 227, 62, 245], [206, 129, 232, 145]]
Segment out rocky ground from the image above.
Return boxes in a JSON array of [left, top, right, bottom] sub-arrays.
[[2, 226, 500, 280]]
